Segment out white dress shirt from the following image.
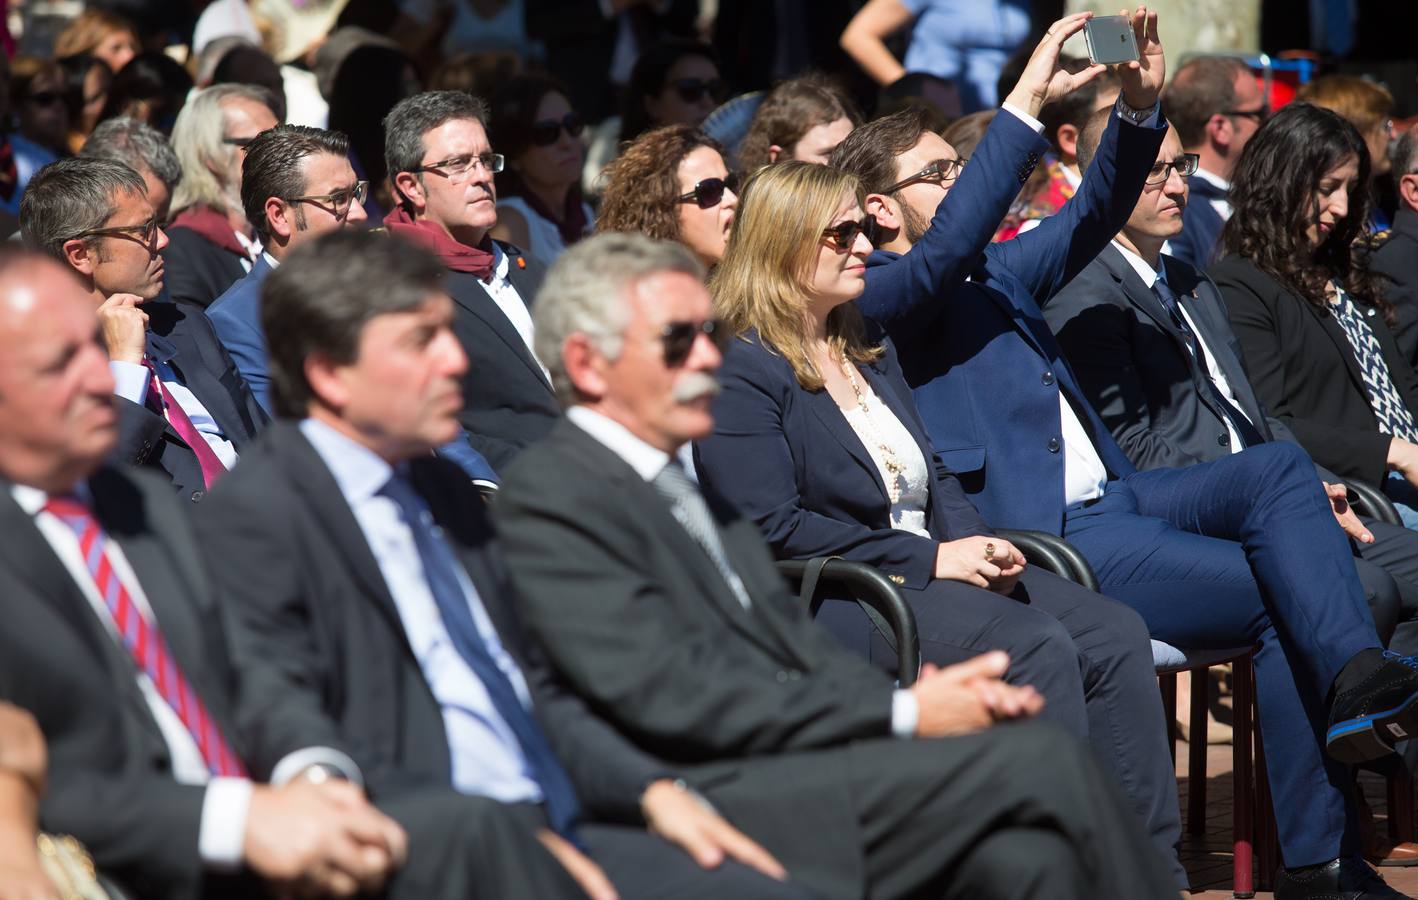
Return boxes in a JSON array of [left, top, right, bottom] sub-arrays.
[[568, 406, 922, 738], [299, 418, 543, 805], [1112, 241, 1254, 453], [110, 359, 240, 468], [1192, 166, 1233, 221], [10, 484, 250, 869], [480, 243, 551, 383]]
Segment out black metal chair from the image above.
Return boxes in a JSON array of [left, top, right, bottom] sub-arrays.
[[777, 558, 921, 687], [1345, 478, 1404, 526]]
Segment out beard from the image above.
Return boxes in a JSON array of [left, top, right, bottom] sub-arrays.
[[900, 200, 931, 245]]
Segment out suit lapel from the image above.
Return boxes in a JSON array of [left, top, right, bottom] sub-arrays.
[[803, 381, 889, 505], [447, 273, 555, 393], [1300, 295, 1369, 397]]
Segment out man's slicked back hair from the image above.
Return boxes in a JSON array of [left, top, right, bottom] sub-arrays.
[[80, 117, 183, 192], [829, 107, 932, 196], [241, 125, 351, 243], [18, 158, 147, 260]]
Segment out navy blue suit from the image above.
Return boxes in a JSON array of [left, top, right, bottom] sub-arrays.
[[860, 104, 1384, 867], [205, 255, 501, 486], [695, 328, 1183, 879], [1165, 174, 1227, 270]]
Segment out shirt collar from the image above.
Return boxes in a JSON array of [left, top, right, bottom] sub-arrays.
[[488, 241, 509, 281], [262, 251, 280, 269], [10, 481, 91, 515], [299, 417, 396, 506], [565, 406, 672, 482], [1111, 239, 1165, 289], [1192, 166, 1230, 192]]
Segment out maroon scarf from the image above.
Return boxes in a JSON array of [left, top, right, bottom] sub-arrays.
[[169, 204, 251, 258], [383, 207, 496, 281]]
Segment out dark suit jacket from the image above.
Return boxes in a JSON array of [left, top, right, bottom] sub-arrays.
[[160, 226, 248, 309], [1166, 175, 1227, 271], [192, 421, 666, 821], [1213, 254, 1418, 488], [694, 327, 989, 592], [859, 105, 1166, 533], [111, 296, 267, 503], [0, 467, 252, 900], [448, 245, 560, 470], [497, 418, 902, 897], [1371, 206, 1418, 367], [1046, 244, 1269, 470], [205, 254, 275, 413]]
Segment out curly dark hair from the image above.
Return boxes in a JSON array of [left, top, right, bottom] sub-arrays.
[[1222, 102, 1392, 324], [595, 125, 725, 245]]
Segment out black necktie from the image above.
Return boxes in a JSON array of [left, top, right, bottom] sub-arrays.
[[1152, 278, 1266, 448]]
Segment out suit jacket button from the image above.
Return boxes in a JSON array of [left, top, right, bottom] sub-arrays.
[[1041, 371, 1055, 386], [1217, 433, 1230, 446], [1047, 437, 1061, 453], [889, 574, 905, 585], [775, 670, 789, 683], [190, 490, 204, 502]]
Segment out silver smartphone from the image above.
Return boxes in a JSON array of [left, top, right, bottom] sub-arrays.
[[1083, 15, 1140, 66]]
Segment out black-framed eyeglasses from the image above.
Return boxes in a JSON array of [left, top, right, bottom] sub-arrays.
[[821, 218, 876, 251], [287, 180, 370, 216], [882, 157, 967, 195], [223, 135, 257, 148], [672, 78, 728, 105], [530, 112, 585, 147], [1223, 105, 1270, 123], [1145, 152, 1200, 185], [661, 318, 731, 367], [413, 152, 506, 181], [72, 216, 161, 248], [676, 174, 739, 209]]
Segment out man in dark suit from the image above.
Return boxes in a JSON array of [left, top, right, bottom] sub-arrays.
[[495, 230, 1183, 900], [0, 247, 580, 900], [19, 157, 266, 504], [1372, 126, 1418, 367], [381, 91, 561, 471], [193, 229, 811, 900], [832, 10, 1418, 896]]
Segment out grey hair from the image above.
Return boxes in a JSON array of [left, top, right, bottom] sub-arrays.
[[18, 158, 147, 260], [382, 90, 489, 209], [81, 117, 183, 192], [170, 83, 276, 216], [1393, 127, 1418, 177], [533, 232, 706, 406]]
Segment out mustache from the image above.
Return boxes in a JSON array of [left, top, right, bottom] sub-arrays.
[[672, 372, 721, 404]]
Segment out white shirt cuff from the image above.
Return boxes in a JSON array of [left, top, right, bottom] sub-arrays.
[[1000, 102, 1046, 135], [198, 777, 253, 870], [269, 747, 365, 788], [891, 688, 919, 738], [110, 360, 150, 406]]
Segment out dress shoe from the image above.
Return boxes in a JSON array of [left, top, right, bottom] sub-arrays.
[[1328, 650, 1418, 764], [1274, 857, 1413, 899]]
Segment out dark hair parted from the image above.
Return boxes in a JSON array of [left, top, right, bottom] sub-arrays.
[[828, 107, 932, 196], [383, 90, 489, 209], [261, 230, 447, 418], [1162, 56, 1249, 148], [18, 157, 146, 259], [596, 125, 725, 244], [241, 125, 351, 244], [620, 39, 720, 144], [1222, 102, 1391, 323], [736, 73, 861, 173]]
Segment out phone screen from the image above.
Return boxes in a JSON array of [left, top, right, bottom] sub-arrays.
[[1084, 16, 1140, 66]]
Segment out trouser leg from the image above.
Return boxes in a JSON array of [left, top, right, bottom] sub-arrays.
[[580, 823, 820, 900], [1357, 518, 1418, 654], [943, 827, 1086, 900]]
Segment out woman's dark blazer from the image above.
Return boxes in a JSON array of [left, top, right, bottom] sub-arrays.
[[1212, 253, 1418, 488], [693, 324, 993, 592]]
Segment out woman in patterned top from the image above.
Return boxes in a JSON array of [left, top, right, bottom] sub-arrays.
[[1213, 102, 1418, 529]]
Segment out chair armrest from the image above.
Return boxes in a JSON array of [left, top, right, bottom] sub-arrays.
[[993, 529, 1100, 592], [777, 558, 921, 687], [1344, 478, 1402, 526]]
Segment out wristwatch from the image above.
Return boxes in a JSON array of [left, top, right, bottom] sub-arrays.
[[298, 763, 348, 785], [1115, 95, 1159, 127]]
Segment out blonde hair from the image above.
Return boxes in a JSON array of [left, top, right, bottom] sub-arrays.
[[710, 161, 881, 390], [170, 84, 273, 217], [1297, 75, 1394, 134], [53, 9, 137, 61]]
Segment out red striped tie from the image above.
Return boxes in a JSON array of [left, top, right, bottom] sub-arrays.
[[44, 495, 246, 778]]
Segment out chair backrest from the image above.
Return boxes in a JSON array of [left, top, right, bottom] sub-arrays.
[[777, 558, 921, 686], [1343, 478, 1403, 526]]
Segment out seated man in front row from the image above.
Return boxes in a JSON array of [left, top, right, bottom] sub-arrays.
[[493, 231, 1181, 900]]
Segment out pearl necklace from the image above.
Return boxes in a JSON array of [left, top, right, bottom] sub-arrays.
[[842, 361, 907, 505]]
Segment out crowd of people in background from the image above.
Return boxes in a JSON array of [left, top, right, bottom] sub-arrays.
[[3, 1, 1418, 898]]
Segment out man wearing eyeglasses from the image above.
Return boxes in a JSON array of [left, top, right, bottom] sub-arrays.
[[383, 91, 560, 471], [1159, 56, 1267, 269], [18, 157, 265, 504]]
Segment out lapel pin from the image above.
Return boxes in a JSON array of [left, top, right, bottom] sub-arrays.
[[516, 256, 526, 269]]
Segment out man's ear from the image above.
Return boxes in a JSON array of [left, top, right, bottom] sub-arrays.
[[265, 197, 295, 241], [304, 351, 351, 413], [1206, 113, 1234, 152], [61, 238, 96, 277], [865, 193, 900, 231], [1056, 124, 1080, 161], [392, 171, 426, 214], [1401, 173, 1418, 215], [562, 333, 608, 404], [767, 144, 783, 164]]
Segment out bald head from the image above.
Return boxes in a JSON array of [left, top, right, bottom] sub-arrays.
[[0, 251, 117, 492]]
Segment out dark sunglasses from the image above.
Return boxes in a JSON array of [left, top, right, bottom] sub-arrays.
[[882, 157, 967, 195], [25, 90, 66, 107], [529, 112, 585, 147], [676, 173, 739, 209], [1223, 105, 1270, 123], [821, 218, 876, 251], [661, 318, 731, 367], [672, 78, 728, 105]]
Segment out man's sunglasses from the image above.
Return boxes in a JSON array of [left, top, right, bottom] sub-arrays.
[[672, 78, 728, 105], [1223, 105, 1270, 123], [821, 218, 877, 251], [882, 157, 967, 195], [661, 319, 731, 367], [676, 174, 739, 209], [530, 112, 585, 147], [1145, 153, 1200, 185]]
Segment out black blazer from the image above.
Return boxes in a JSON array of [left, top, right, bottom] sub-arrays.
[[496, 418, 905, 897], [1371, 206, 1418, 367], [694, 327, 990, 592], [160, 226, 248, 309], [111, 296, 268, 503], [1047, 245, 1271, 470], [1213, 254, 1418, 488], [192, 421, 666, 821], [0, 467, 253, 900], [448, 243, 560, 470]]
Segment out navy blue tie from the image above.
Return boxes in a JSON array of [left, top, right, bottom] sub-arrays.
[[380, 475, 581, 841]]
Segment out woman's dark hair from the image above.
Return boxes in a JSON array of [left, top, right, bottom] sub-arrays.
[[59, 53, 111, 124], [619, 38, 719, 144], [99, 52, 193, 134], [597, 125, 724, 244], [1223, 102, 1391, 323], [490, 73, 575, 198]]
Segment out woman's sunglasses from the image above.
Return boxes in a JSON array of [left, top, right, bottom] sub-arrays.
[[676, 174, 739, 209], [821, 218, 877, 251], [529, 112, 585, 147], [661, 319, 732, 367], [672, 78, 728, 105]]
